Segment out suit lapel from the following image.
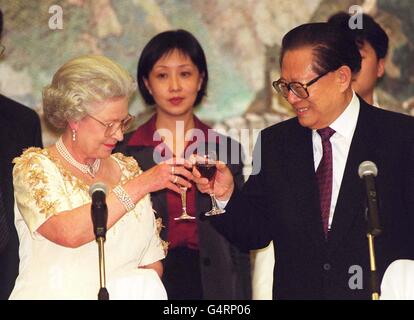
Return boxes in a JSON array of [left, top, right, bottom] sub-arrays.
[[327, 102, 379, 254], [287, 122, 327, 246]]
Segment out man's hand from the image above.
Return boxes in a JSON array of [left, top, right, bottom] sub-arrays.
[[193, 161, 235, 201]]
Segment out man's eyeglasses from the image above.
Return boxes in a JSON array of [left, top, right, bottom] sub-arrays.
[[272, 71, 330, 99], [88, 114, 135, 137]]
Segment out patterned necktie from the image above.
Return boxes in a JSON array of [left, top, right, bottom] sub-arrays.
[[316, 127, 336, 237], [0, 185, 10, 252]]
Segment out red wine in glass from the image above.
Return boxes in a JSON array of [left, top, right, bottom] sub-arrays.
[[195, 153, 225, 216], [196, 163, 217, 181]]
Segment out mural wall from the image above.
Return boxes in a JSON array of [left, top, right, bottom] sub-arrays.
[[0, 0, 413, 147]]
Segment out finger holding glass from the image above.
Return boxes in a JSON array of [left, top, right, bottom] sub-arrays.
[[195, 151, 225, 216]]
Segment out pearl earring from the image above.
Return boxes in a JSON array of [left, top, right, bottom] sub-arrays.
[[72, 129, 77, 141]]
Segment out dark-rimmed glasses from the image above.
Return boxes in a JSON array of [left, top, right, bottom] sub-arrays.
[[88, 114, 135, 137], [272, 71, 330, 99]]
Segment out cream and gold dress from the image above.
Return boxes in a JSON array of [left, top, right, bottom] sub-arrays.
[[10, 147, 167, 300]]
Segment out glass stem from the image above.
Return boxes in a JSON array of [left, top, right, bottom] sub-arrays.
[[180, 187, 187, 213], [209, 193, 219, 209]]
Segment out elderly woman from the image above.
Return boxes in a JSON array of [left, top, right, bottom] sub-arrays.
[[10, 55, 192, 300]]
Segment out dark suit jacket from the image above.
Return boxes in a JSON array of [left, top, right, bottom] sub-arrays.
[[212, 99, 414, 299], [116, 131, 252, 300], [0, 94, 43, 300]]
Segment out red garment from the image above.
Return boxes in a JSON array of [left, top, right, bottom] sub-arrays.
[[128, 115, 215, 249], [315, 127, 336, 237]]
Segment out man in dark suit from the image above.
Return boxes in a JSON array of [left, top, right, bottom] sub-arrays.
[[0, 9, 43, 299], [195, 22, 414, 299]]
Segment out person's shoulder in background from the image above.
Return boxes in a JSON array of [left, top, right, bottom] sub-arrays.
[[0, 94, 41, 126]]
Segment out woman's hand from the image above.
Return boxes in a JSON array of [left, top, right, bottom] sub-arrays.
[[133, 159, 193, 195]]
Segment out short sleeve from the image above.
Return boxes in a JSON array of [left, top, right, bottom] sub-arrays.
[[380, 259, 414, 300], [111, 153, 141, 181], [12, 148, 72, 237], [138, 197, 166, 267]]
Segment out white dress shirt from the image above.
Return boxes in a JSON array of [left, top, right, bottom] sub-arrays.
[[312, 91, 360, 230]]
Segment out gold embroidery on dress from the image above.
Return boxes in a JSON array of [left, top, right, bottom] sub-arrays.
[[13, 148, 59, 218], [155, 216, 169, 255], [49, 153, 89, 192], [15, 147, 90, 193], [27, 169, 48, 185], [112, 153, 142, 181]]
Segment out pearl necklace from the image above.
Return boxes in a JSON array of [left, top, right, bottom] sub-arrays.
[[55, 136, 101, 178]]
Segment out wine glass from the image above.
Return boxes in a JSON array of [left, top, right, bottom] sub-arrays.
[[195, 151, 225, 216], [174, 165, 196, 221]]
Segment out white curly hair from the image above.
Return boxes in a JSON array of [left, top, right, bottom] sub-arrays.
[[43, 55, 136, 129]]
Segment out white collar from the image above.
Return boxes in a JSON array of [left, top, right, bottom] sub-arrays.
[[373, 90, 380, 108], [325, 91, 360, 141]]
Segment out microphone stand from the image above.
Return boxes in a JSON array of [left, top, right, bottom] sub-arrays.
[[364, 189, 381, 301], [359, 161, 381, 300], [367, 232, 379, 300], [97, 236, 109, 300]]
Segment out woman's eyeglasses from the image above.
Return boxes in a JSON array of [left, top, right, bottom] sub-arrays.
[[88, 114, 135, 137]]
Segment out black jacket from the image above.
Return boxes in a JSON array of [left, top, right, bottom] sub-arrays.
[[212, 99, 414, 299], [0, 94, 43, 299]]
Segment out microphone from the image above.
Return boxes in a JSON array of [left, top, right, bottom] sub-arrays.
[[358, 161, 382, 236], [89, 182, 110, 300], [89, 182, 108, 240]]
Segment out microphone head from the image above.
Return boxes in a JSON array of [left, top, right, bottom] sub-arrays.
[[89, 182, 107, 197], [358, 161, 378, 178]]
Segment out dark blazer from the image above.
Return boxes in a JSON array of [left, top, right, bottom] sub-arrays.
[[212, 98, 414, 299], [116, 132, 252, 300], [0, 94, 43, 300]]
